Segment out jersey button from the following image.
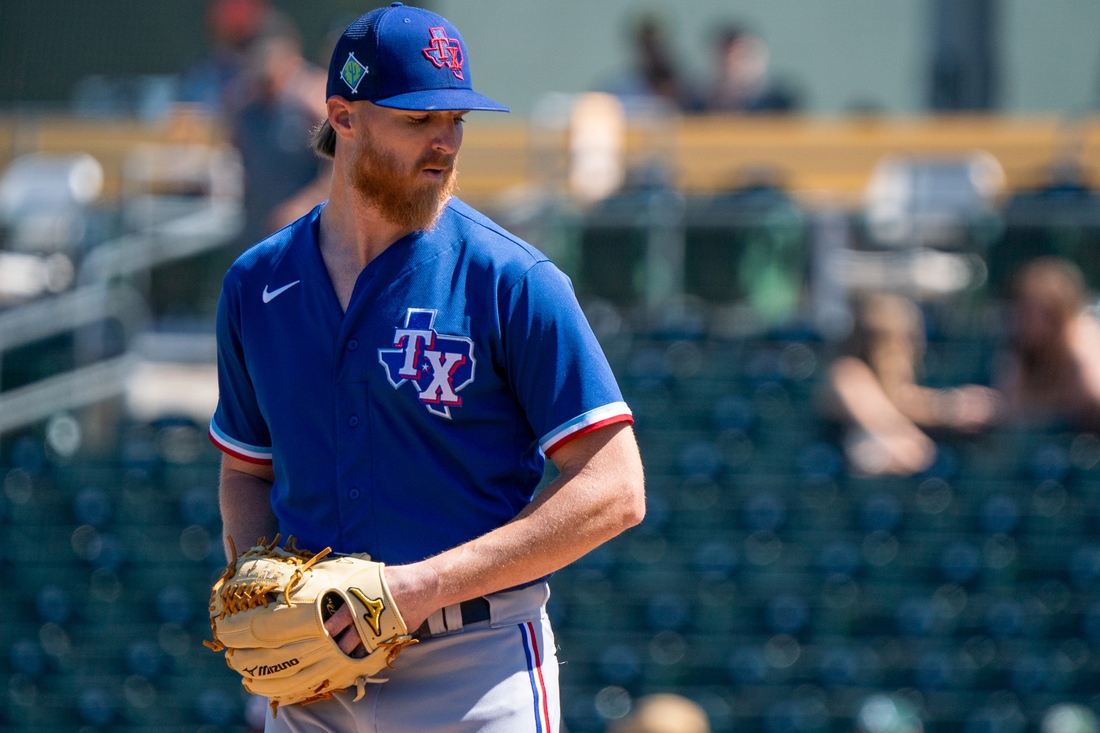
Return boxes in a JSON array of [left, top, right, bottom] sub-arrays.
[[347, 339, 359, 351], [348, 415, 359, 427], [348, 487, 361, 500]]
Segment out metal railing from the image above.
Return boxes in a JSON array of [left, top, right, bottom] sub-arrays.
[[0, 201, 241, 434]]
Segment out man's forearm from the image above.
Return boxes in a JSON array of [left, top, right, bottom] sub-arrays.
[[386, 424, 645, 630], [219, 463, 279, 559]]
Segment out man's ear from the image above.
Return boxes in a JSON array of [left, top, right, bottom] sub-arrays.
[[328, 97, 356, 140]]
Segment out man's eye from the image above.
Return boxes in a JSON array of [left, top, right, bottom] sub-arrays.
[[408, 116, 430, 124]]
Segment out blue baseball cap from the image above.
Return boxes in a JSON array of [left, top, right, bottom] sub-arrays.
[[325, 2, 509, 113]]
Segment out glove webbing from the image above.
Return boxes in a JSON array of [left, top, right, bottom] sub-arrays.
[[203, 534, 332, 652]]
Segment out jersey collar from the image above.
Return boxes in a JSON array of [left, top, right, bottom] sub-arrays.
[[293, 200, 465, 322]]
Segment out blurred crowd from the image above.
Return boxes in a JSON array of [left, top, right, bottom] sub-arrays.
[[179, 0, 332, 245], [173, 3, 801, 255], [198, 4, 800, 247], [179, 4, 797, 251], [605, 14, 797, 114], [826, 257, 1100, 478]]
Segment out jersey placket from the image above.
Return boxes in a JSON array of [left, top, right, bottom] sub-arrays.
[[332, 248, 396, 554]]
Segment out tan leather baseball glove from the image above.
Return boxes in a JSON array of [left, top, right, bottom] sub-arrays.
[[204, 535, 417, 717]]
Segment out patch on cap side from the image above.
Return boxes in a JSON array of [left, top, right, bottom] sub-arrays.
[[340, 52, 368, 93]]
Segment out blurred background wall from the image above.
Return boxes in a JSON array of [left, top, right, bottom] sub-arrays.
[[0, 0, 393, 105], [5, 0, 1100, 115], [446, 0, 1100, 115]]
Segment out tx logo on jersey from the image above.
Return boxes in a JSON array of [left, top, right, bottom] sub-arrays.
[[378, 308, 475, 419], [422, 27, 464, 80]]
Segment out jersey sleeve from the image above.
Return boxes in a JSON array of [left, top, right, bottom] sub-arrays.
[[209, 280, 273, 464], [504, 261, 633, 456]]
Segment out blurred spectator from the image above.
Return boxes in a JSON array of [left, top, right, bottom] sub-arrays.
[[179, 0, 271, 114], [606, 693, 710, 733], [705, 26, 796, 114], [826, 293, 999, 475], [998, 257, 1100, 428], [231, 15, 330, 244], [604, 15, 697, 110]]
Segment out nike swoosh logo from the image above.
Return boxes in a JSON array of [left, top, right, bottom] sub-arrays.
[[262, 281, 300, 303]]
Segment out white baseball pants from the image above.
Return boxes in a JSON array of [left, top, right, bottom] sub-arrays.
[[265, 582, 560, 733]]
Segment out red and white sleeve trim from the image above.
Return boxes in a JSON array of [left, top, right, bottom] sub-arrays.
[[208, 418, 273, 464], [539, 401, 634, 457]]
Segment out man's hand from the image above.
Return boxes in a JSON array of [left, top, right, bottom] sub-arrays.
[[323, 563, 439, 654], [323, 603, 367, 656]]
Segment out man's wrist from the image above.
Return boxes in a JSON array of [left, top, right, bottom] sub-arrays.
[[385, 561, 443, 632]]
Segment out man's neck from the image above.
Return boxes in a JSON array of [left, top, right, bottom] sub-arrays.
[[319, 172, 411, 270], [317, 158, 426, 313]]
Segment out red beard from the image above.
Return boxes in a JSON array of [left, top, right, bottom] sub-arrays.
[[350, 129, 456, 231]]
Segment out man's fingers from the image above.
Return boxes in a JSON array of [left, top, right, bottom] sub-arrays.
[[337, 626, 364, 655], [324, 603, 353, 636], [324, 604, 366, 655]]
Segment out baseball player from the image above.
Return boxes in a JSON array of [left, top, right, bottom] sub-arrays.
[[208, 3, 645, 731]]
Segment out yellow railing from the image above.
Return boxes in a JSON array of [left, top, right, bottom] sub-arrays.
[[4, 110, 1099, 208]]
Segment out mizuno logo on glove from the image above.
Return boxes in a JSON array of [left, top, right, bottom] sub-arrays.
[[244, 659, 300, 676], [349, 587, 387, 636]]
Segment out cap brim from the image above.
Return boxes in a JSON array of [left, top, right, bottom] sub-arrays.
[[374, 88, 509, 113]]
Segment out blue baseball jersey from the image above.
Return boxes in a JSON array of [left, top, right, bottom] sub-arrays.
[[209, 199, 633, 563]]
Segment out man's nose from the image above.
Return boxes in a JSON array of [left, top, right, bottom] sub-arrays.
[[431, 120, 462, 155]]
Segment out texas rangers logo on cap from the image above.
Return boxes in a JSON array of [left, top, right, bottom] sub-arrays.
[[422, 27, 464, 80], [378, 308, 475, 418]]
